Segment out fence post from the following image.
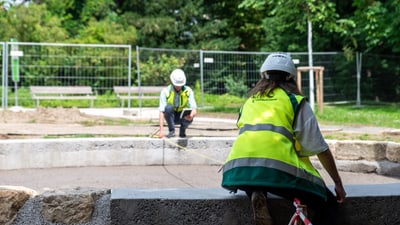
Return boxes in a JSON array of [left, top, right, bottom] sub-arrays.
[[200, 49, 204, 107], [356, 52, 362, 107], [2, 42, 9, 109]]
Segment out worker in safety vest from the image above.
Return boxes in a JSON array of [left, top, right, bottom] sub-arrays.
[[158, 69, 197, 138], [221, 53, 346, 225]]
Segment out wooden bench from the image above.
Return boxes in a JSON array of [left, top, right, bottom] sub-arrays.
[[113, 86, 164, 107], [30, 86, 97, 107]]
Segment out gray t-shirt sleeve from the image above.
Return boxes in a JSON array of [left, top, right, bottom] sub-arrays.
[[293, 101, 328, 156]]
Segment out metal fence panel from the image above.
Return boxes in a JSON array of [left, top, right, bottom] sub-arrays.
[[136, 48, 357, 108], [2, 42, 131, 109], [2, 43, 399, 110]]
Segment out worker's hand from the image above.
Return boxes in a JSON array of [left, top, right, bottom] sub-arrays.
[[184, 114, 194, 121], [184, 110, 196, 121], [158, 130, 165, 138], [334, 181, 346, 203]]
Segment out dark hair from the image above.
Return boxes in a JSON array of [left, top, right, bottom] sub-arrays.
[[248, 71, 303, 97]]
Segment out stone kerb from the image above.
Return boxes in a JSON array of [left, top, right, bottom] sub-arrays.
[[0, 138, 399, 176], [110, 184, 400, 225], [323, 140, 400, 176], [386, 141, 400, 162], [0, 138, 164, 170], [330, 140, 386, 160], [162, 137, 231, 165]]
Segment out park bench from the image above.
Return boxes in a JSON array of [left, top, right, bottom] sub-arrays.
[[113, 86, 164, 107], [30, 86, 97, 107]]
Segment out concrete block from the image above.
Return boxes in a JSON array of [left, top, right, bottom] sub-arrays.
[[110, 188, 294, 225], [162, 137, 232, 165], [1, 138, 399, 176], [376, 160, 400, 177], [335, 160, 379, 173], [337, 184, 400, 225], [110, 184, 400, 225], [386, 142, 400, 163], [334, 140, 386, 161], [0, 138, 164, 169]]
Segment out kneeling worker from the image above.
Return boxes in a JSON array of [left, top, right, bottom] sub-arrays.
[[158, 68, 197, 138]]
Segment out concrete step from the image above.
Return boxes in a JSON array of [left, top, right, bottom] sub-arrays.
[[110, 183, 400, 225]]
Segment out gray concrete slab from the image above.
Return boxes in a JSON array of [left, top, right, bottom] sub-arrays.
[[109, 184, 400, 225], [1, 165, 399, 194]]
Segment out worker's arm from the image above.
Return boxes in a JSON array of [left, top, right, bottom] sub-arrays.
[[158, 111, 165, 138], [317, 149, 347, 203]]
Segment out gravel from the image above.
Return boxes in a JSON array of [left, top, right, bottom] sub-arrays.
[[11, 194, 111, 225]]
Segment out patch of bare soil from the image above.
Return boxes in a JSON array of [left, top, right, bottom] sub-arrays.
[[0, 107, 101, 124], [0, 107, 113, 140]]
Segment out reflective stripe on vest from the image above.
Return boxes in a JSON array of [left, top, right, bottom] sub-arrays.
[[239, 123, 294, 145], [223, 157, 325, 188]]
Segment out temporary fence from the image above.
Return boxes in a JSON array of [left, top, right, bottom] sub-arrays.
[[1, 43, 399, 110], [1, 42, 132, 109], [136, 48, 358, 108]]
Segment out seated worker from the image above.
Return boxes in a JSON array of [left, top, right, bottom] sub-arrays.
[[158, 68, 197, 138], [221, 53, 346, 225]]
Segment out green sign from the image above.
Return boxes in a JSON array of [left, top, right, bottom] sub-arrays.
[[12, 56, 19, 82], [11, 38, 20, 82]]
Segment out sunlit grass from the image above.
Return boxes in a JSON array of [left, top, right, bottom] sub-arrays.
[[316, 103, 400, 129]]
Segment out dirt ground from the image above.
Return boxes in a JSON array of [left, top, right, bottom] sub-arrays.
[[0, 107, 241, 139], [1, 106, 399, 141], [0, 107, 102, 124], [0, 107, 106, 139]]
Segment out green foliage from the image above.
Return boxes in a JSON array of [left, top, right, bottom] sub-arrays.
[[0, 0, 399, 56], [224, 74, 248, 97], [72, 19, 137, 44], [0, 3, 68, 42], [240, 0, 351, 52], [138, 54, 186, 86]]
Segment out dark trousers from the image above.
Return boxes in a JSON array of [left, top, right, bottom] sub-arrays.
[[164, 105, 192, 134], [244, 186, 338, 225]]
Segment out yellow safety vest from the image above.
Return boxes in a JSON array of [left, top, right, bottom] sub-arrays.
[[222, 88, 327, 200], [164, 85, 191, 112]]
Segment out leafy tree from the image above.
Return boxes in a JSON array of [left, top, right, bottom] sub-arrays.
[[351, 0, 400, 54], [0, 3, 68, 42], [348, 1, 400, 102], [37, 0, 84, 37], [119, 0, 243, 50], [239, 0, 355, 52], [72, 19, 137, 44]]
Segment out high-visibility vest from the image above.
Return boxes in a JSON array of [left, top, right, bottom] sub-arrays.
[[164, 85, 191, 112], [222, 88, 327, 200]]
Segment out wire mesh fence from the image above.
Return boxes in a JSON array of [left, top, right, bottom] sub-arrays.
[[1, 43, 399, 110], [1, 42, 131, 109]]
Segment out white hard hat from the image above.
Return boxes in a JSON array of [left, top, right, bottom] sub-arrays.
[[170, 69, 186, 86], [260, 52, 297, 76]]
